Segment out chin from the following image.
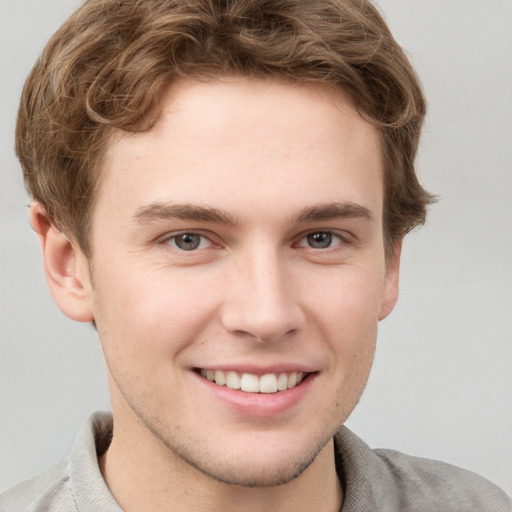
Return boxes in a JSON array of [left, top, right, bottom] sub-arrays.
[[148, 421, 337, 489], [173, 443, 325, 488]]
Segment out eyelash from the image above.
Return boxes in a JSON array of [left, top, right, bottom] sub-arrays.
[[160, 230, 347, 252]]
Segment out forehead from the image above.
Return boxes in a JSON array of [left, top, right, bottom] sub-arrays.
[[97, 78, 383, 225]]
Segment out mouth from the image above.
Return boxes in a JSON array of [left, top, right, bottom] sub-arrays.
[[195, 369, 310, 394]]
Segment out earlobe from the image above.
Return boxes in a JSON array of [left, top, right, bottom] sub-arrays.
[[378, 240, 402, 321], [29, 203, 94, 323]]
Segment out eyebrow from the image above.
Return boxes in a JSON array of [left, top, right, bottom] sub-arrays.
[[133, 201, 374, 226], [292, 202, 374, 223], [133, 203, 240, 225]]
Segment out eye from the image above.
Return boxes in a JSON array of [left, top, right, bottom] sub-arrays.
[[165, 232, 212, 251], [297, 231, 343, 249]]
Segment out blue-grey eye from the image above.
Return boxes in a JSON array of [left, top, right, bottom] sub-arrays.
[[307, 232, 333, 248], [173, 233, 202, 251]]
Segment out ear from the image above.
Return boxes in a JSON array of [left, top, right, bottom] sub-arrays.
[[30, 202, 94, 322], [378, 240, 402, 321]]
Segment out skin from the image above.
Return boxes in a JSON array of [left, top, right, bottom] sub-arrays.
[[32, 77, 400, 512]]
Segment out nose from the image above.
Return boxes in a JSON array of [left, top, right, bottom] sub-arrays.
[[220, 247, 305, 343]]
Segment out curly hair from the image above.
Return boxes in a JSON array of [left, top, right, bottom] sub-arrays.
[[16, 0, 434, 258]]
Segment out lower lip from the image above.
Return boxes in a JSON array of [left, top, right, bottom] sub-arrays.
[[192, 371, 317, 417]]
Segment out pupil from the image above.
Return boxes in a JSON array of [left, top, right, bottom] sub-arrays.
[[177, 233, 200, 250], [308, 232, 331, 248]]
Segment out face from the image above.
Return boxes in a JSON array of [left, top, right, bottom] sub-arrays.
[[78, 78, 399, 486]]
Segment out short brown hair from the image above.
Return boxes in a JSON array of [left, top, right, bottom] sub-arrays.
[[16, 0, 434, 258]]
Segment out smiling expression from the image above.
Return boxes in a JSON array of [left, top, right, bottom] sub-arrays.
[[76, 77, 400, 486]]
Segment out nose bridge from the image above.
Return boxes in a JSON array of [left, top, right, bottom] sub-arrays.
[[221, 241, 303, 342]]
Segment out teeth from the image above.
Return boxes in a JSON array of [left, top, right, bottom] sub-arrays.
[[225, 371, 241, 390], [259, 374, 278, 393], [277, 373, 288, 391], [240, 373, 260, 392], [214, 370, 226, 386], [200, 370, 306, 393]]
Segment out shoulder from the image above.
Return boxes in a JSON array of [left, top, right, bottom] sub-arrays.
[[373, 448, 511, 511], [0, 458, 77, 512], [335, 427, 511, 512], [0, 412, 120, 512]]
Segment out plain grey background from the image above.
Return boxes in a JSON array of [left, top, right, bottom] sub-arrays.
[[1, 0, 511, 496]]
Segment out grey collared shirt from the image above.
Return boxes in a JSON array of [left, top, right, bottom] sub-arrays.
[[1, 411, 510, 511]]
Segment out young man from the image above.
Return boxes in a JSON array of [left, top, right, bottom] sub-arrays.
[[1, 0, 510, 510]]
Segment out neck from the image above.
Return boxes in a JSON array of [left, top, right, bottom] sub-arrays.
[[100, 413, 343, 512]]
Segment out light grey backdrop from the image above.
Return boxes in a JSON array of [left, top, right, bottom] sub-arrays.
[[1, 0, 511, 496]]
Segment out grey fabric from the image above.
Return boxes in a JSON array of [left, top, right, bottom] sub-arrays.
[[1, 411, 510, 511], [0, 412, 122, 512], [334, 429, 511, 512]]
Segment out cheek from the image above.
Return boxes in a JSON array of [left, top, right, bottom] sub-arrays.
[[91, 263, 221, 361], [303, 266, 382, 375], [305, 265, 385, 332]]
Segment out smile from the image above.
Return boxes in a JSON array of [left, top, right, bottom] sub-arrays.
[[198, 369, 308, 394]]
